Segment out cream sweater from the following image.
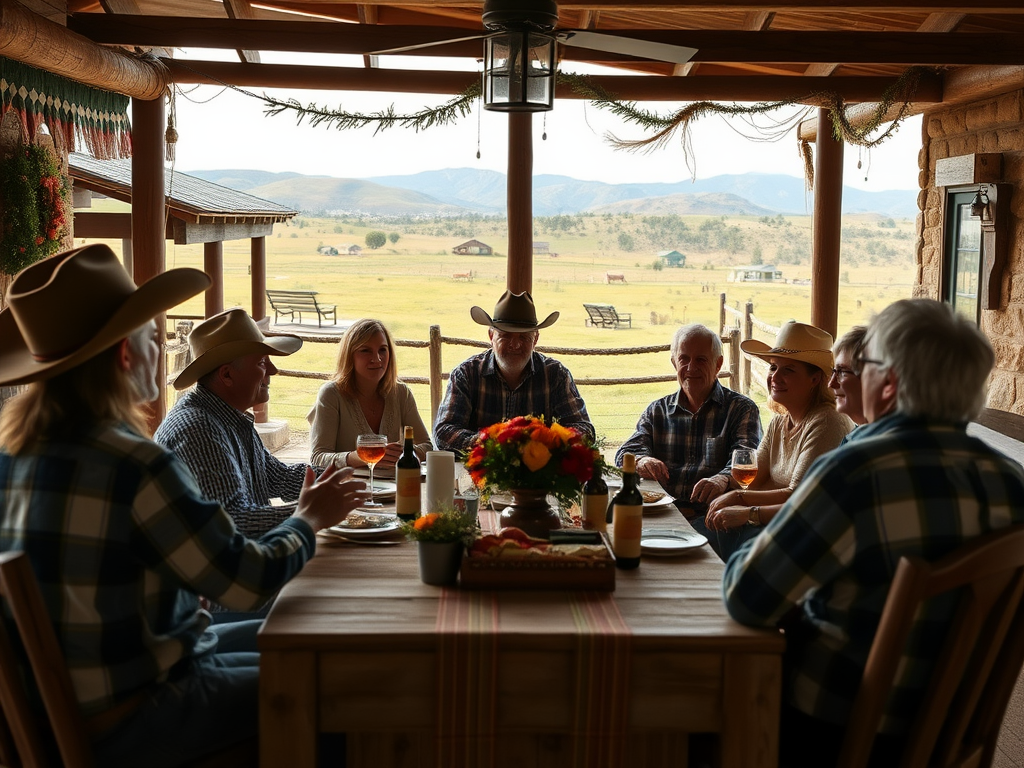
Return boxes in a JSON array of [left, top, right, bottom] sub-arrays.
[[756, 403, 854, 492]]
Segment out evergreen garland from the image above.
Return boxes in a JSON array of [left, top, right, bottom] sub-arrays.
[[0, 144, 71, 275]]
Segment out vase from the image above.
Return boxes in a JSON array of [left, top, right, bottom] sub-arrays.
[[417, 541, 464, 586], [498, 488, 562, 539]]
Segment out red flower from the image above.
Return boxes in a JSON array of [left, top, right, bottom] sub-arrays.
[[559, 444, 596, 484], [34, 236, 44, 245]]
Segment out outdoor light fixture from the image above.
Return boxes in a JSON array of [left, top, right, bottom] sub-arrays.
[[481, 1, 557, 112], [971, 185, 991, 219]]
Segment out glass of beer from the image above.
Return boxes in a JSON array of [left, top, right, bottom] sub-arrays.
[[356, 433, 388, 508], [731, 448, 758, 490]]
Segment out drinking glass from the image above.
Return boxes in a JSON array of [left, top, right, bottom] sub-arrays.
[[730, 448, 758, 490], [356, 434, 388, 508]]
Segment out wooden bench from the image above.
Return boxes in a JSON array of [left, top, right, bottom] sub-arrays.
[[583, 303, 632, 329], [266, 289, 337, 327]]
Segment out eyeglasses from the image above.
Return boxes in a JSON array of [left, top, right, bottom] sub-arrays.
[[830, 367, 859, 382], [856, 354, 886, 369]]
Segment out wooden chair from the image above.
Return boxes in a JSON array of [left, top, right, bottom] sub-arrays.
[[837, 524, 1024, 768], [0, 551, 256, 768]]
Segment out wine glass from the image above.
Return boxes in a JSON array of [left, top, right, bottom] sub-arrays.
[[356, 434, 388, 508], [730, 448, 758, 490]]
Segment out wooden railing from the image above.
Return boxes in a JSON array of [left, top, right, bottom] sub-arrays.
[[718, 293, 781, 397]]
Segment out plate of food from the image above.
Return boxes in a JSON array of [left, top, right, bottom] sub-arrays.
[[640, 529, 708, 556], [330, 511, 401, 538], [641, 490, 676, 512]]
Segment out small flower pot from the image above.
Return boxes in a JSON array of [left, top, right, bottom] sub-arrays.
[[498, 488, 562, 540], [417, 541, 464, 586]]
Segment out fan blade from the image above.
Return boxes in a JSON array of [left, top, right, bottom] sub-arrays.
[[370, 33, 487, 57], [556, 30, 697, 65]]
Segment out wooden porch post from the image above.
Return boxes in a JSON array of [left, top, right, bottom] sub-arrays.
[[131, 95, 168, 430], [204, 241, 224, 317], [506, 113, 533, 294], [810, 107, 843, 338], [251, 236, 268, 425]]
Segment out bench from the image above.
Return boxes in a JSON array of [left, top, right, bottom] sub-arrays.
[[583, 303, 632, 329], [266, 289, 337, 327]]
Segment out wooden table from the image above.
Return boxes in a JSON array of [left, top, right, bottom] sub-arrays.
[[258, 507, 785, 768]]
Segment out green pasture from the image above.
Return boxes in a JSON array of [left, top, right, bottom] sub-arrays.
[[80, 206, 915, 445]]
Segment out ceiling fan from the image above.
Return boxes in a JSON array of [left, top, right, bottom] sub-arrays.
[[370, 0, 698, 112]]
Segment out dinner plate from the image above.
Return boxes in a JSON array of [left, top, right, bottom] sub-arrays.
[[369, 481, 396, 498], [330, 518, 401, 538], [642, 492, 675, 509], [640, 529, 708, 556]]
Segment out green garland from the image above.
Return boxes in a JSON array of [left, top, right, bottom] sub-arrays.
[[0, 145, 71, 275]]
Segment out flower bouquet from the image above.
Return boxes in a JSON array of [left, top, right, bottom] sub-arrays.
[[400, 507, 478, 586]]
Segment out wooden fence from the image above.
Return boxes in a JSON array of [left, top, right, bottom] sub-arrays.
[[718, 293, 781, 397]]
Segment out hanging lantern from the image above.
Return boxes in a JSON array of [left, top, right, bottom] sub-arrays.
[[483, 29, 556, 113]]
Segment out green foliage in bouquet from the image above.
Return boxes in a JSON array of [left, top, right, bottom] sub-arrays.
[[400, 507, 478, 545], [0, 144, 71, 275]]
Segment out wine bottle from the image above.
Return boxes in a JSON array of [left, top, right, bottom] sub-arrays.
[[609, 453, 643, 570], [395, 426, 421, 522], [582, 472, 609, 533]]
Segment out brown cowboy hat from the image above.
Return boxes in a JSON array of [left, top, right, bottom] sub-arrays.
[[174, 308, 303, 389], [740, 320, 834, 374], [470, 290, 558, 333], [0, 244, 210, 386]]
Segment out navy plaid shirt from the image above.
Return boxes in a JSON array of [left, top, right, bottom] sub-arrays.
[[0, 422, 315, 716], [155, 385, 314, 538], [615, 381, 762, 503], [723, 413, 1024, 732], [433, 350, 594, 454]]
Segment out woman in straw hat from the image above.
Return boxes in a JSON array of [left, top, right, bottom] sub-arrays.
[[308, 318, 432, 470], [0, 245, 367, 766], [700, 320, 854, 559]]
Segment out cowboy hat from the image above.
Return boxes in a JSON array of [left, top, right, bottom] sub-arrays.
[[470, 290, 558, 333], [174, 308, 303, 389], [0, 244, 210, 386], [740, 320, 834, 374]]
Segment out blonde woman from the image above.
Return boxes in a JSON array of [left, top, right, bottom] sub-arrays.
[[701, 321, 854, 559], [309, 318, 432, 470]]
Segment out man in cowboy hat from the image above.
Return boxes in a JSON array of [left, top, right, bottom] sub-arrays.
[[0, 245, 367, 766], [722, 300, 1024, 767], [433, 290, 594, 452], [616, 323, 762, 515], [155, 307, 316, 539]]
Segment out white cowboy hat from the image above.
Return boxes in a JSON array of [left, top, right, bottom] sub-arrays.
[[740, 320, 834, 374]]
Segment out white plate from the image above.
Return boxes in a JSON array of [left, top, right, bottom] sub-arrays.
[[330, 518, 401, 538], [640, 529, 708, 556], [642, 492, 675, 509], [369, 481, 396, 498]]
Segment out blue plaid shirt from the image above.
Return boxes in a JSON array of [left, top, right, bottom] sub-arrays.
[[433, 350, 594, 454], [0, 422, 315, 716], [615, 382, 762, 503], [723, 413, 1024, 732]]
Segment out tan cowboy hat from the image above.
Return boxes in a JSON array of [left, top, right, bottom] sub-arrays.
[[0, 244, 210, 386], [470, 290, 558, 333], [740, 320, 834, 374], [174, 307, 303, 389]]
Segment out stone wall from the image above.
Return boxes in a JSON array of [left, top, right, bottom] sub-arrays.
[[919, 89, 1024, 413]]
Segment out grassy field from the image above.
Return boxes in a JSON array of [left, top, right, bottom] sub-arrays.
[[81, 204, 916, 445]]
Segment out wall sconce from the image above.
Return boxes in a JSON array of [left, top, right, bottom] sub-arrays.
[[971, 185, 990, 219], [482, 30, 556, 112]]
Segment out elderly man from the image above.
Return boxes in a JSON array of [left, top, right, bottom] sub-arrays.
[[155, 308, 314, 538], [0, 245, 366, 767], [722, 299, 1024, 767], [433, 290, 594, 453], [616, 323, 761, 513]]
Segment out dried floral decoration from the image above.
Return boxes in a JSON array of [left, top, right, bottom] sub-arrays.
[[0, 144, 71, 275]]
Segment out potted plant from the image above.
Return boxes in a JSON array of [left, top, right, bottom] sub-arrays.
[[400, 507, 478, 586]]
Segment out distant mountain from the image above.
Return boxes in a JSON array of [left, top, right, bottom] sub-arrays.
[[186, 167, 918, 219]]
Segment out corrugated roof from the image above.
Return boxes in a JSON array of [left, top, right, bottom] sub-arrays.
[[69, 153, 296, 221]]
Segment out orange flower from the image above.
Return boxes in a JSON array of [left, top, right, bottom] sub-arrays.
[[530, 424, 557, 448], [521, 440, 551, 471], [414, 512, 440, 531], [550, 422, 574, 444]]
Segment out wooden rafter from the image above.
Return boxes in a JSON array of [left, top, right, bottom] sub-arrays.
[[223, 0, 262, 64]]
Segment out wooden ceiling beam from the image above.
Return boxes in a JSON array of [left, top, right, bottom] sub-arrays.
[[166, 58, 943, 103], [68, 16, 1024, 66], [357, 5, 380, 69], [223, 0, 262, 64], [273, 0, 1024, 9]]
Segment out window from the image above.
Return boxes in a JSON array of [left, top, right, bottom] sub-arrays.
[[943, 190, 983, 324]]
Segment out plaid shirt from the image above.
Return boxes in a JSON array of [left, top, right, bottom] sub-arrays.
[[155, 385, 313, 538], [433, 350, 594, 453], [615, 382, 762, 503], [722, 413, 1024, 732], [0, 422, 315, 716]]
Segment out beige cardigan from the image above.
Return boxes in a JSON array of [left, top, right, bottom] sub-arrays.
[[307, 380, 432, 468]]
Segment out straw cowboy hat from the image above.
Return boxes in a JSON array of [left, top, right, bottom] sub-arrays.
[[470, 290, 558, 333], [740, 320, 834, 374], [174, 307, 303, 389], [0, 244, 210, 387]]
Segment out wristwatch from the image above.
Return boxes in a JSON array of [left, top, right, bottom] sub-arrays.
[[747, 506, 761, 526]]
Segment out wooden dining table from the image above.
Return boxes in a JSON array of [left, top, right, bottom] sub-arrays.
[[258, 497, 785, 768]]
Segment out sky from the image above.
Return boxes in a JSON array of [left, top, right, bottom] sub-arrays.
[[168, 48, 923, 192]]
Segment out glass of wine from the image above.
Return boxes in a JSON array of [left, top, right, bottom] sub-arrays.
[[355, 433, 388, 508], [731, 448, 758, 490]]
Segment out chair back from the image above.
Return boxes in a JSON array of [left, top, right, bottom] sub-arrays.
[[838, 524, 1024, 768], [0, 551, 93, 768]]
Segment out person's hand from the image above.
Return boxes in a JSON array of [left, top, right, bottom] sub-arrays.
[[707, 489, 744, 514], [635, 456, 669, 483], [293, 465, 369, 532], [373, 442, 404, 472], [704, 505, 749, 532], [690, 474, 730, 506]]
